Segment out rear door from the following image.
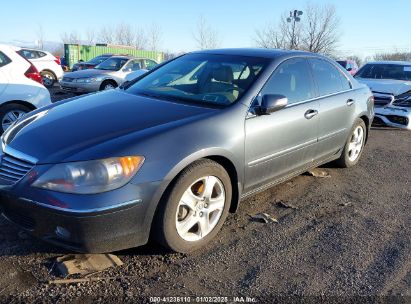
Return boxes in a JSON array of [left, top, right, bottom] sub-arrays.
[[244, 57, 319, 191], [308, 58, 355, 160]]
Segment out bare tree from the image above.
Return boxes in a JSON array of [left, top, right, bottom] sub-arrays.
[[36, 24, 45, 49], [60, 31, 81, 44], [301, 3, 340, 55], [147, 23, 162, 52], [98, 26, 115, 44], [254, 2, 340, 55], [373, 51, 411, 61], [193, 16, 219, 50], [347, 55, 363, 67], [85, 28, 96, 45], [115, 23, 135, 46], [134, 28, 147, 49]]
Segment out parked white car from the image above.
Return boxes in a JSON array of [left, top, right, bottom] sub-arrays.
[[0, 44, 51, 133], [16, 47, 64, 88], [355, 61, 411, 130]]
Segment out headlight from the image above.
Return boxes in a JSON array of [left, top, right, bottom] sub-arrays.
[[75, 77, 98, 83], [32, 156, 144, 194]]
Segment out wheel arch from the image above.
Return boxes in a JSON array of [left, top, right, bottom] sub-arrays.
[[0, 100, 36, 111], [40, 69, 57, 79], [359, 114, 370, 143], [147, 150, 243, 239]]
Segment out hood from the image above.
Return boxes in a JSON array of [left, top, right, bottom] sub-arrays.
[[4, 90, 216, 164], [356, 78, 411, 96], [64, 69, 113, 78]]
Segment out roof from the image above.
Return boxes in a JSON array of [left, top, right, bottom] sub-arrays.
[[365, 61, 411, 66], [191, 48, 315, 59]]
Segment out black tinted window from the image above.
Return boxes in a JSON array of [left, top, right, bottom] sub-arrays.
[[355, 64, 411, 81], [0, 52, 11, 67], [261, 58, 314, 104], [310, 59, 351, 95], [18, 49, 38, 59]]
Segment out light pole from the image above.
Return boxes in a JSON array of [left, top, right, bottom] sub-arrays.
[[287, 10, 303, 50]]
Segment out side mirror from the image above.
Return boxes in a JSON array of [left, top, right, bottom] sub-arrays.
[[258, 94, 288, 115]]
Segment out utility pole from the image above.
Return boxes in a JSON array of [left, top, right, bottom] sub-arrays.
[[287, 10, 303, 50]]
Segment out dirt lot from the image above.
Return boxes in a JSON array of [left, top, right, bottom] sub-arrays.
[[0, 89, 410, 303]]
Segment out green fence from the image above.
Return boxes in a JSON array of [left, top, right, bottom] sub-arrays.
[[64, 44, 164, 68]]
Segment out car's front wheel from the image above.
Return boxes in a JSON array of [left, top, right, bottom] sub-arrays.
[[0, 104, 31, 134], [155, 159, 232, 253], [100, 80, 117, 91], [336, 119, 367, 168]]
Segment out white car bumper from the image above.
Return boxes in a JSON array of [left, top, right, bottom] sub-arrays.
[[374, 106, 411, 130]]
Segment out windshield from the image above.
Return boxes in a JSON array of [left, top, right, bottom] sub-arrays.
[[125, 53, 269, 107], [355, 63, 411, 81], [88, 56, 110, 65], [95, 57, 129, 71]]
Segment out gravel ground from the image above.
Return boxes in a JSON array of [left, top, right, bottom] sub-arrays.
[[0, 88, 410, 303]]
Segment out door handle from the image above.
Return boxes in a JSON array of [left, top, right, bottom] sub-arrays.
[[346, 99, 355, 106], [304, 109, 318, 119]]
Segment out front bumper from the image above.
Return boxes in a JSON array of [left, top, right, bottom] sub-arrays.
[[374, 106, 411, 130], [0, 179, 163, 253], [59, 81, 101, 93]]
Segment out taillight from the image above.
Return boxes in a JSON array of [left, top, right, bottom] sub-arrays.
[[54, 56, 61, 65], [15, 51, 44, 85], [25, 64, 43, 85]]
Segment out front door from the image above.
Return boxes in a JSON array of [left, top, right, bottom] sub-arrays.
[[244, 57, 319, 192]]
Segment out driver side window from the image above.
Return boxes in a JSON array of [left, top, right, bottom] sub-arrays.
[[260, 58, 315, 105]]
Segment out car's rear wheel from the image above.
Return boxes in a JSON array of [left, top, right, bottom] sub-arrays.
[[155, 159, 232, 253], [0, 104, 31, 134], [100, 80, 117, 91], [335, 119, 367, 168], [40, 71, 56, 88]]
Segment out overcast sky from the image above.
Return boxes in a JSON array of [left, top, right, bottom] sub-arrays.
[[1, 0, 410, 58]]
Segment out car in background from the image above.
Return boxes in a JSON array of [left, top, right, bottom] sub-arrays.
[[71, 54, 113, 72], [337, 60, 359, 76], [16, 47, 64, 88], [60, 56, 158, 93], [123, 68, 149, 83], [0, 44, 51, 133], [355, 61, 411, 130], [0, 49, 373, 253]]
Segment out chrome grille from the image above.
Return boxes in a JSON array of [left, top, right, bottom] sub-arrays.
[[373, 91, 394, 107], [0, 154, 34, 185]]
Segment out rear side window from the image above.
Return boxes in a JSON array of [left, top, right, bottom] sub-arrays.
[[310, 58, 351, 96], [144, 59, 157, 70], [261, 57, 315, 104], [0, 52, 11, 67]]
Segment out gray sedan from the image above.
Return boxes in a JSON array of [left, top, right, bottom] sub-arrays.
[[60, 56, 158, 93], [0, 49, 374, 253]]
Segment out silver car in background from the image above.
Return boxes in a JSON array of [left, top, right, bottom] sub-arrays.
[[60, 56, 158, 93], [355, 61, 411, 130]]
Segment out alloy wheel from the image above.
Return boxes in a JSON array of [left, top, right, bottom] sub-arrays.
[[2, 110, 26, 131], [347, 125, 364, 162], [176, 175, 226, 242]]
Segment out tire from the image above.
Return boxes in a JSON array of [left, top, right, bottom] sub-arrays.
[[154, 159, 232, 253], [40, 71, 56, 88], [0, 104, 31, 134], [335, 119, 367, 168], [99, 80, 117, 91]]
